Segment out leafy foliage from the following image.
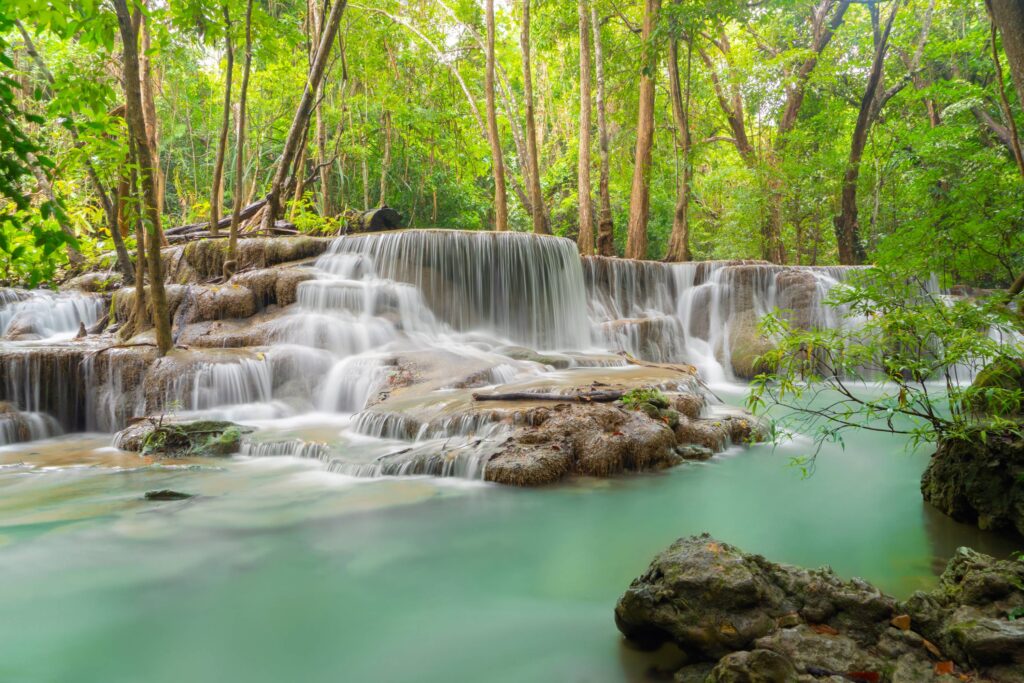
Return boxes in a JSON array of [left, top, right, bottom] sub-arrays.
[[747, 267, 1024, 464]]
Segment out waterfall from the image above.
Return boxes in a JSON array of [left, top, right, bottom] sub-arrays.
[[584, 257, 854, 381], [0, 230, 867, 480], [0, 289, 104, 340], [330, 230, 592, 350]]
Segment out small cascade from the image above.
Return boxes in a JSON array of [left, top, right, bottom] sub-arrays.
[[0, 407, 62, 445], [0, 346, 90, 430], [584, 257, 855, 380], [317, 356, 388, 413], [0, 289, 104, 340], [329, 230, 591, 349]]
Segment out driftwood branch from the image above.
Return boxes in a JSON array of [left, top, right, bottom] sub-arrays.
[[472, 390, 624, 403]]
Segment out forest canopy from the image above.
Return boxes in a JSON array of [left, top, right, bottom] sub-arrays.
[[1, 0, 1022, 291]]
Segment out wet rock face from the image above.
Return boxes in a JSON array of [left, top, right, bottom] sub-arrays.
[[921, 430, 1024, 537], [484, 403, 679, 486], [483, 394, 760, 487], [164, 236, 330, 283], [114, 419, 253, 458], [616, 535, 1024, 682], [904, 547, 1024, 672]]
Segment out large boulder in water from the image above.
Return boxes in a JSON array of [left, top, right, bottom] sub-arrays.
[[616, 534, 1024, 681], [484, 402, 680, 486], [920, 429, 1024, 537], [114, 419, 253, 457], [728, 310, 774, 380]]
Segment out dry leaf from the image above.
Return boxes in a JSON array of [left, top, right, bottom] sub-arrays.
[[923, 638, 942, 658], [811, 623, 840, 636], [934, 661, 954, 675], [890, 614, 911, 631]]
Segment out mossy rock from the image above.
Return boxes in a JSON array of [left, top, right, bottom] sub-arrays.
[[115, 419, 253, 458], [968, 359, 1024, 416]]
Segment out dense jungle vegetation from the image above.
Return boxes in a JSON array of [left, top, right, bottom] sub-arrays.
[[1, 0, 1022, 303]]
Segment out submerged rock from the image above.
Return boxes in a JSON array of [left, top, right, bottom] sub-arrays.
[[921, 429, 1024, 537], [143, 489, 194, 501], [115, 419, 253, 458], [615, 534, 1024, 681]]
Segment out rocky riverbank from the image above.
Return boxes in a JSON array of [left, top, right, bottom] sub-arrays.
[[615, 534, 1024, 681], [921, 429, 1024, 538]]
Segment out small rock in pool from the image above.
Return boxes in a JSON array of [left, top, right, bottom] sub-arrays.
[[143, 489, 194, 501]]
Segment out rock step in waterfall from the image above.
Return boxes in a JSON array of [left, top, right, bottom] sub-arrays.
[[0, 231, 857, 481]]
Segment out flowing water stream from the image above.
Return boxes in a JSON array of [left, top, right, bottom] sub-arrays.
[[0, 231, 1017, 682]]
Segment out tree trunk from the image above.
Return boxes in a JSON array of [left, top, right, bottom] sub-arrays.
[[114, 0, 172, 356], [988, 0, 1024, 112], [591, 5, 614, 256], [835, 2, 897, 265], [521, 0, 547, 235], [624, 0, 661, 260], [987, 0, 1024, 183], [576, 0, 594, 253], [485, 0, 509, 232], [379, 109, 391, 206], [260, 0, 348, 232], [210, 4, 233, 236], [228, 0, 254, 263], [139, 1, 164, 227], [665, 33, 692, 263], [128, 141, 148, 332]]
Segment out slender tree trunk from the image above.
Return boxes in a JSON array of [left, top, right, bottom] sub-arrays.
[[520, 0, 547, 235], [139, 1, 164, 226], [210, 4, 234, 236], [485, 0, 509, 232], [379, 109, 391, 206], [988, 0, 1024, 113], [114, 0, 172, 356], [129, 140, 148, 332], [576, 0, 594, 253], [665, 34, 692, 262], [228, 0, 254, 262], [591, 5, 614, 256], [987, 1, 1024, 183], [625, 0, 661, 260], [260, 0, 348, 231], [835, 3, 898, 265]]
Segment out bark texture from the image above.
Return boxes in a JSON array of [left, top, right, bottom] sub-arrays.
[[576, 0, 594, 254], [485, 0, 509, 232], [624, 0, 661, 260]]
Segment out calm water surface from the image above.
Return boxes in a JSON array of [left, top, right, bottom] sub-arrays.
[[0, 387, 1016, 683]]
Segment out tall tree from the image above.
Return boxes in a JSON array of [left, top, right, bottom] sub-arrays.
[[210, 4, 233, 236], [625, 0, 661, 260], [700, 0, 851, 263], [576, 0, 594, 253], [229, 0, 254, 263], [591, 4, 614, 256], [835, 0, 934, 265], [113, 0, 173, 356], [987, 0, 1024, 112], [521, 0, 547, 235], [485, 0, 509, 232], [139, 0, 164, 224], [665, 25, 693, 262], [259, 0, 348, 232]]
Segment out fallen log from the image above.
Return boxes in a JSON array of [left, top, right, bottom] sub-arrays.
[[472, 390, 624, 403], [346, 206, 402, 232], [164, 198, 268, 236]]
